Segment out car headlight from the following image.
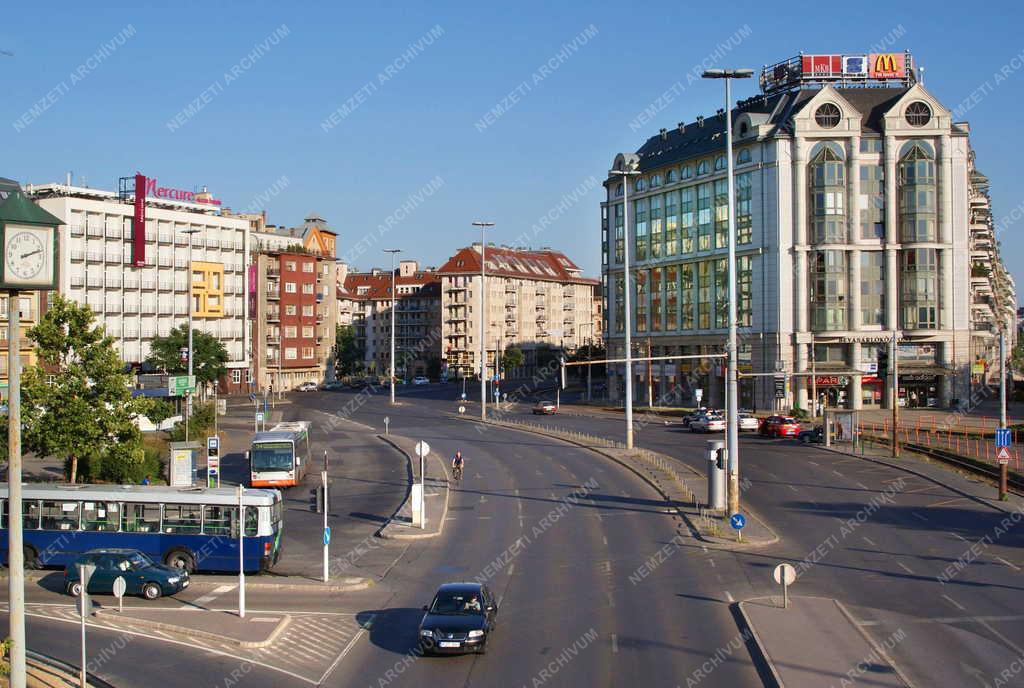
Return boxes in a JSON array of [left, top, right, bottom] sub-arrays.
[[420, 629, 434, 637], [167, 577, 179, 584], [468, 630, 484, 638]]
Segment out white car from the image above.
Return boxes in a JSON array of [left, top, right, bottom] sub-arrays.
[[738, 414, 760, 432], [296, 381, 319, 392], [691, 414, 725, 433], [412, 376, 430, 385]]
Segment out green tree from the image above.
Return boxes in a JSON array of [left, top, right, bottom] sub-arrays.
[[145, 399, 176, 427], [335, 325, 364, 376], [14, 295, 151, 483], [146, 324, 228, 389], [501, 347, 524, 374]]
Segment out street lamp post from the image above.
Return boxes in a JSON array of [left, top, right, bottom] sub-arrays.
[[472, 222, 494, 421], [609, 156, 641, 448], [182, 227, 200, 442], [703, 68, 753, 518], [384, 249, 402, 405]]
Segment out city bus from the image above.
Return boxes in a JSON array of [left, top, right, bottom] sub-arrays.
[[248, 421, 312, 488], [0, 484, 283, 573]]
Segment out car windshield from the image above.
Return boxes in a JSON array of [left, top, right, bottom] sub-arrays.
[[128, 552, 154, 569], [430, 591, 484, 615], [781, 418, 796, 423], [251, 442, 294, 471]]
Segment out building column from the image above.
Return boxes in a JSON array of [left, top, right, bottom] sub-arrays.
[[850, 248, 862, 330], [849, 134, 861, 244], [940, 248, 953, 330], [938, 133, 953, 245], [794, 139, 809, 335], [886, 248, 899, 331], [796, 250, 808, 332], [884, 135, 898, 245], [941, 340, 954, 408], [796, 340, 809, 411], [850, 341, 863, 410]]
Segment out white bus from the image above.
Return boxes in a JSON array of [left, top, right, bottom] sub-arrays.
[[248, 421, 312, 488]]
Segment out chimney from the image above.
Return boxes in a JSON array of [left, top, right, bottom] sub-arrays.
[[677, 121, 685, 134], [659, 128, 668, 140], [696, 115, 704, 128], [716, 108, 725, 119]]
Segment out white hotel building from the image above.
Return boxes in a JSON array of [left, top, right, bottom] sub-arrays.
[[27, 183, 253, 393], [602, 55, 1016, 412]]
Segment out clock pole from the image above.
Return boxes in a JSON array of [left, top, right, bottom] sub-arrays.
[[7, 288, 26, 688]]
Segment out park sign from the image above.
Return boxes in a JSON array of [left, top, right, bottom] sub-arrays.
[[168, 375, 196, 396]]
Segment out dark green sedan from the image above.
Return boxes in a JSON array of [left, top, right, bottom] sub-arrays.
[[63, 549, 190, 600]]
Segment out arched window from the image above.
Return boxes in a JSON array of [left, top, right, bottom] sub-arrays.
[[714, 155, 727, 171], [696, 160, 709, 176], [635, 178, 646, 193], [614, 183, 623, 197], [650, 174, 662, 188], [736, 148, 752, 165], [898, 142, 936, 242], [809, 146, 846, 243]]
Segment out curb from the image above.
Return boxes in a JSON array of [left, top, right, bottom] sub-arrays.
[[451, 413, 779, 550], [375, 435, 451, 540], [94, 608, 293, 649], [818, 444, 1021, 515], [1, 572, 373, 593], [734, 599, 784, 688], [835, 599, 916, 688]]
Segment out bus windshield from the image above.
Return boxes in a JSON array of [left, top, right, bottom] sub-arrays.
[[251, 442, 295, 472]]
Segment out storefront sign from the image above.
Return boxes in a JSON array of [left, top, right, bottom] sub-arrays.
[[145, 177, 221, 205], [814, 375, 849, 386], [802, 54, 842, 77]]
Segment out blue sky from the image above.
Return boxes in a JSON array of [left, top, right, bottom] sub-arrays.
[[3, 1, 1023, 296]]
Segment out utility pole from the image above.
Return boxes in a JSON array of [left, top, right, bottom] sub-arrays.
[[472, 222, 494, 421], [810, 336, 817, 420], [647, 337, 654, 408], [609, 156, 641, 448], [1000, 329, 1009, 499], [7, 290, 26, 688], [385, 249, 401, 405], [182, 227, 199, 442], [586, 333, 593, 402], [891, 330, 900, 458]]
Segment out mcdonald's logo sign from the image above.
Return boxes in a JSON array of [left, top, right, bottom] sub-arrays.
[[869, 53, 904, 79]]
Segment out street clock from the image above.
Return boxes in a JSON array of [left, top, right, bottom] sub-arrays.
[[0, 191, 61, 291]]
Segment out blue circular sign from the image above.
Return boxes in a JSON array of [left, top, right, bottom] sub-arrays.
[[323, 527, 332, 546], [730, 513, 746, 530]]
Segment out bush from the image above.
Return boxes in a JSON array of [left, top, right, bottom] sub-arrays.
[[790, 405, 809, 420], [168, 402, 215, 442]]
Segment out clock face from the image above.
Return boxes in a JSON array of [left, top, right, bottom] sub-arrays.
[[4, 225, 53, 286]]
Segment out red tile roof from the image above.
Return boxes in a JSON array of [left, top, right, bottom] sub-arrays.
[[436, 246, 597, 285], [342, 271, 440, 301]]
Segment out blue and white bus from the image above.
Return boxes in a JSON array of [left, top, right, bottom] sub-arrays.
[[0, 484, 283, 574]]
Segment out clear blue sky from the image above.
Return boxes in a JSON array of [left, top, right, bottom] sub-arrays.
[[3, 1, 1023, 298]]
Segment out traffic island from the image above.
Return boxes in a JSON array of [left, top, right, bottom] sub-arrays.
[[736, 595, 913, 688], [375, 434, 450, 540], [454, 414, 778, 550], [93, 607, 291, 649]]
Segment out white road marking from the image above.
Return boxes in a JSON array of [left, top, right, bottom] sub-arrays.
[[978, 617, 1024, 656], [317, 616, 373, 686], [897, 561, 914, 575], [950, 531, 968, 541], [611, 633, 618, 653], [996, 556, 1021, 572], [941, 594, 966, 611], [862, 536, 878, 548], [193, 584, 236, 606], [477, 515, 493, 520], [507, 563, 515, 577], [602, 536, 608, 546], [707, 559, 716, 569], [725, 591, 734, 603], [807, 461, 819, 466], [855, 482, 869, 490], [832, 469, 844, 478], [788, 485, 798, 492], [912, 512, 928, 523]]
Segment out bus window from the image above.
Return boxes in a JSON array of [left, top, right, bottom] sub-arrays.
[[81, 502, 120, 532], [250, 442, 294, 472], [203, 505, 233, 536], [41, 500, 79, 531], [271, 500, 283, 530], [163, 503, 202, 534], [123, 503, 160, 533], [245, 506, 258, 536], [23, 501, 40, 530]]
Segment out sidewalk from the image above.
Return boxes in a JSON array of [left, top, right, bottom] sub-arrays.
[[456, 413, 777, 550], [376, 434, 450, 540], [738, 595, 911, 688], [94, 606, 290, 648]]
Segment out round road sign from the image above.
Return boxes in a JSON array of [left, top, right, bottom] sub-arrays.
[[773, 563, 796, 586], [729, 513, 746, 530], [112, 576, 126, 599], [458, 405, 466, 415], [414, 441, 430, 458]]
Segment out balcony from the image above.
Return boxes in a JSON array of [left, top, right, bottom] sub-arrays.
[[535, 303, 546, 311], [447, 285, 466, 292], [536, 314, 548, 323], [86, 275, 102, 288], [266, 288, 280, 300], [174, 281, 188, 292], [86, 251, 102, 263], [70, 250, 84, 261], [267, 309, 280, 321]]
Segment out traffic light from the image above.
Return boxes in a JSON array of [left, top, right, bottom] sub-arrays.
[[715, 448, 726, 471], [877, 350, 889, 381], [309, 485, 328, 514]]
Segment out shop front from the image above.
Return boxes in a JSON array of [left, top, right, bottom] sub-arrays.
[[814, 374, 850, 411], [899, 373, 940, 408]]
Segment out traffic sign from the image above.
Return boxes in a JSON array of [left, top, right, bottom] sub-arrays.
[[415, 441, 430, 458], [729, 513, 746, 530], [458, 405, 466, 415], [461, 392, 467, 400], [323, 526, 332, 546], [996, 428, 1011, 448], [695, 388, 704, 404], [773, 563, 796, 586], [256, 411, 265, 423], [168, 375, 196, 396], [997, 446, 1011, 464]]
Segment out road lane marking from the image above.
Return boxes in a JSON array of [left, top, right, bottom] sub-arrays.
[[318, 615, 374, 686], [855, 482, 869, 490], [602, 536, 608, 546], [928, 497, 970, 508], [788, 485, 798, 492], [912, 512, 928, 523], [193, 584, 236, 606], [996, 556, 1021, 572], [707, 559, 716, 568], [862, 536, 878, 548], [832, 470, 844, 478], [941, 594, 966, 611], [897, 562, 914, 575], [507, 563, 515, 577], [979, 617, 1024, 656], [611, 633, 618, 653], [477, 515, 493, 520], [950, 531, 968, 541], [807, 461, 819, 466], [725, 591, 734, 603]]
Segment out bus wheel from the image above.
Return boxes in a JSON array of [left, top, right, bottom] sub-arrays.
[[142, 583, 162, 600], [24, 546, 39, 570], [164, 549, 196, 574]]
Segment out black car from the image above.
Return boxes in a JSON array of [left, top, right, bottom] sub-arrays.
[[798, 425, 824, 444], [419, 582, 498, 655]]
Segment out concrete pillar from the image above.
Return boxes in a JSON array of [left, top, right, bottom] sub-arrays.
[[939, 134, 953, 245], [850, 341, 863, 410], [849, 134, 861, 244], [796, 251, 809, 332], [794, 139, 809, 337], [796, 341, 809, 411], [941, 340, 954, 407], [884, 136, 898, 245], [886, 248, 899, 331], [940, 248, 953, 330], [850, 249, 862, 330]]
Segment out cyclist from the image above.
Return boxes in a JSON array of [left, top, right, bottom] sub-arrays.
[[451, 451, 465, 479]]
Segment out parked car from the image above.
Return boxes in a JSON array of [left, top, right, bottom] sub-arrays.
[[760, 415, 801, 438], [419, 582, 498, 655], [798, 426, 824, 444], [323, 381, 344, 391], [413, 376, 430, 385], [64, 549, 189, 600], [532, 400, 557, 415], [691, 414, 725, 433], [296, 381, 319, 392], [737, 414, 760, 432]]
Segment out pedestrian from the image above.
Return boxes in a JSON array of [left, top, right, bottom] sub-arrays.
[[141, 475, 151, 485]]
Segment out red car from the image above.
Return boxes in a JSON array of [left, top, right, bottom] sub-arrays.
[[759, 415, 801, 438]]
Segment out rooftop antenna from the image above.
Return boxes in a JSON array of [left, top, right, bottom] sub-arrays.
[[918, 66, 924, 86]]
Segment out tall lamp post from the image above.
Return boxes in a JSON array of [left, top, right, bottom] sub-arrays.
[[609, 155, 641, 448], [181, 227, 200, 442], [472, 221, 494, 421], [0, 190, 62, 688], [384, 249, 402, 405], [703, 68, 752, 517]]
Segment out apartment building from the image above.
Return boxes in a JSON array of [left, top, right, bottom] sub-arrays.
[[436, 245, 599, 379]]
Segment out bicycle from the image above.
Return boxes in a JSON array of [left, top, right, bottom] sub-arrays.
[[452, 465, 463, 482]]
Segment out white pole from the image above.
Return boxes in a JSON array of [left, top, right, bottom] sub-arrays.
[[7, 289, 25, 688], [386, 249, 400, 405], [724, 75, 741, 518], [322, 470, 329, 582], [237, 484, 245, 618], [420, 449, 426, 530], [186, 231, 194, 443], [79, 570, 86, 688], [481, 230, 486, 421], [622, 172, 635, 449]]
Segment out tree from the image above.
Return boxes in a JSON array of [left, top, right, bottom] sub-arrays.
[[13, 295, 152, 483], [335, 325, 364, 376], [146, 324, 228, 389], [502, 347, 524, 374]]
